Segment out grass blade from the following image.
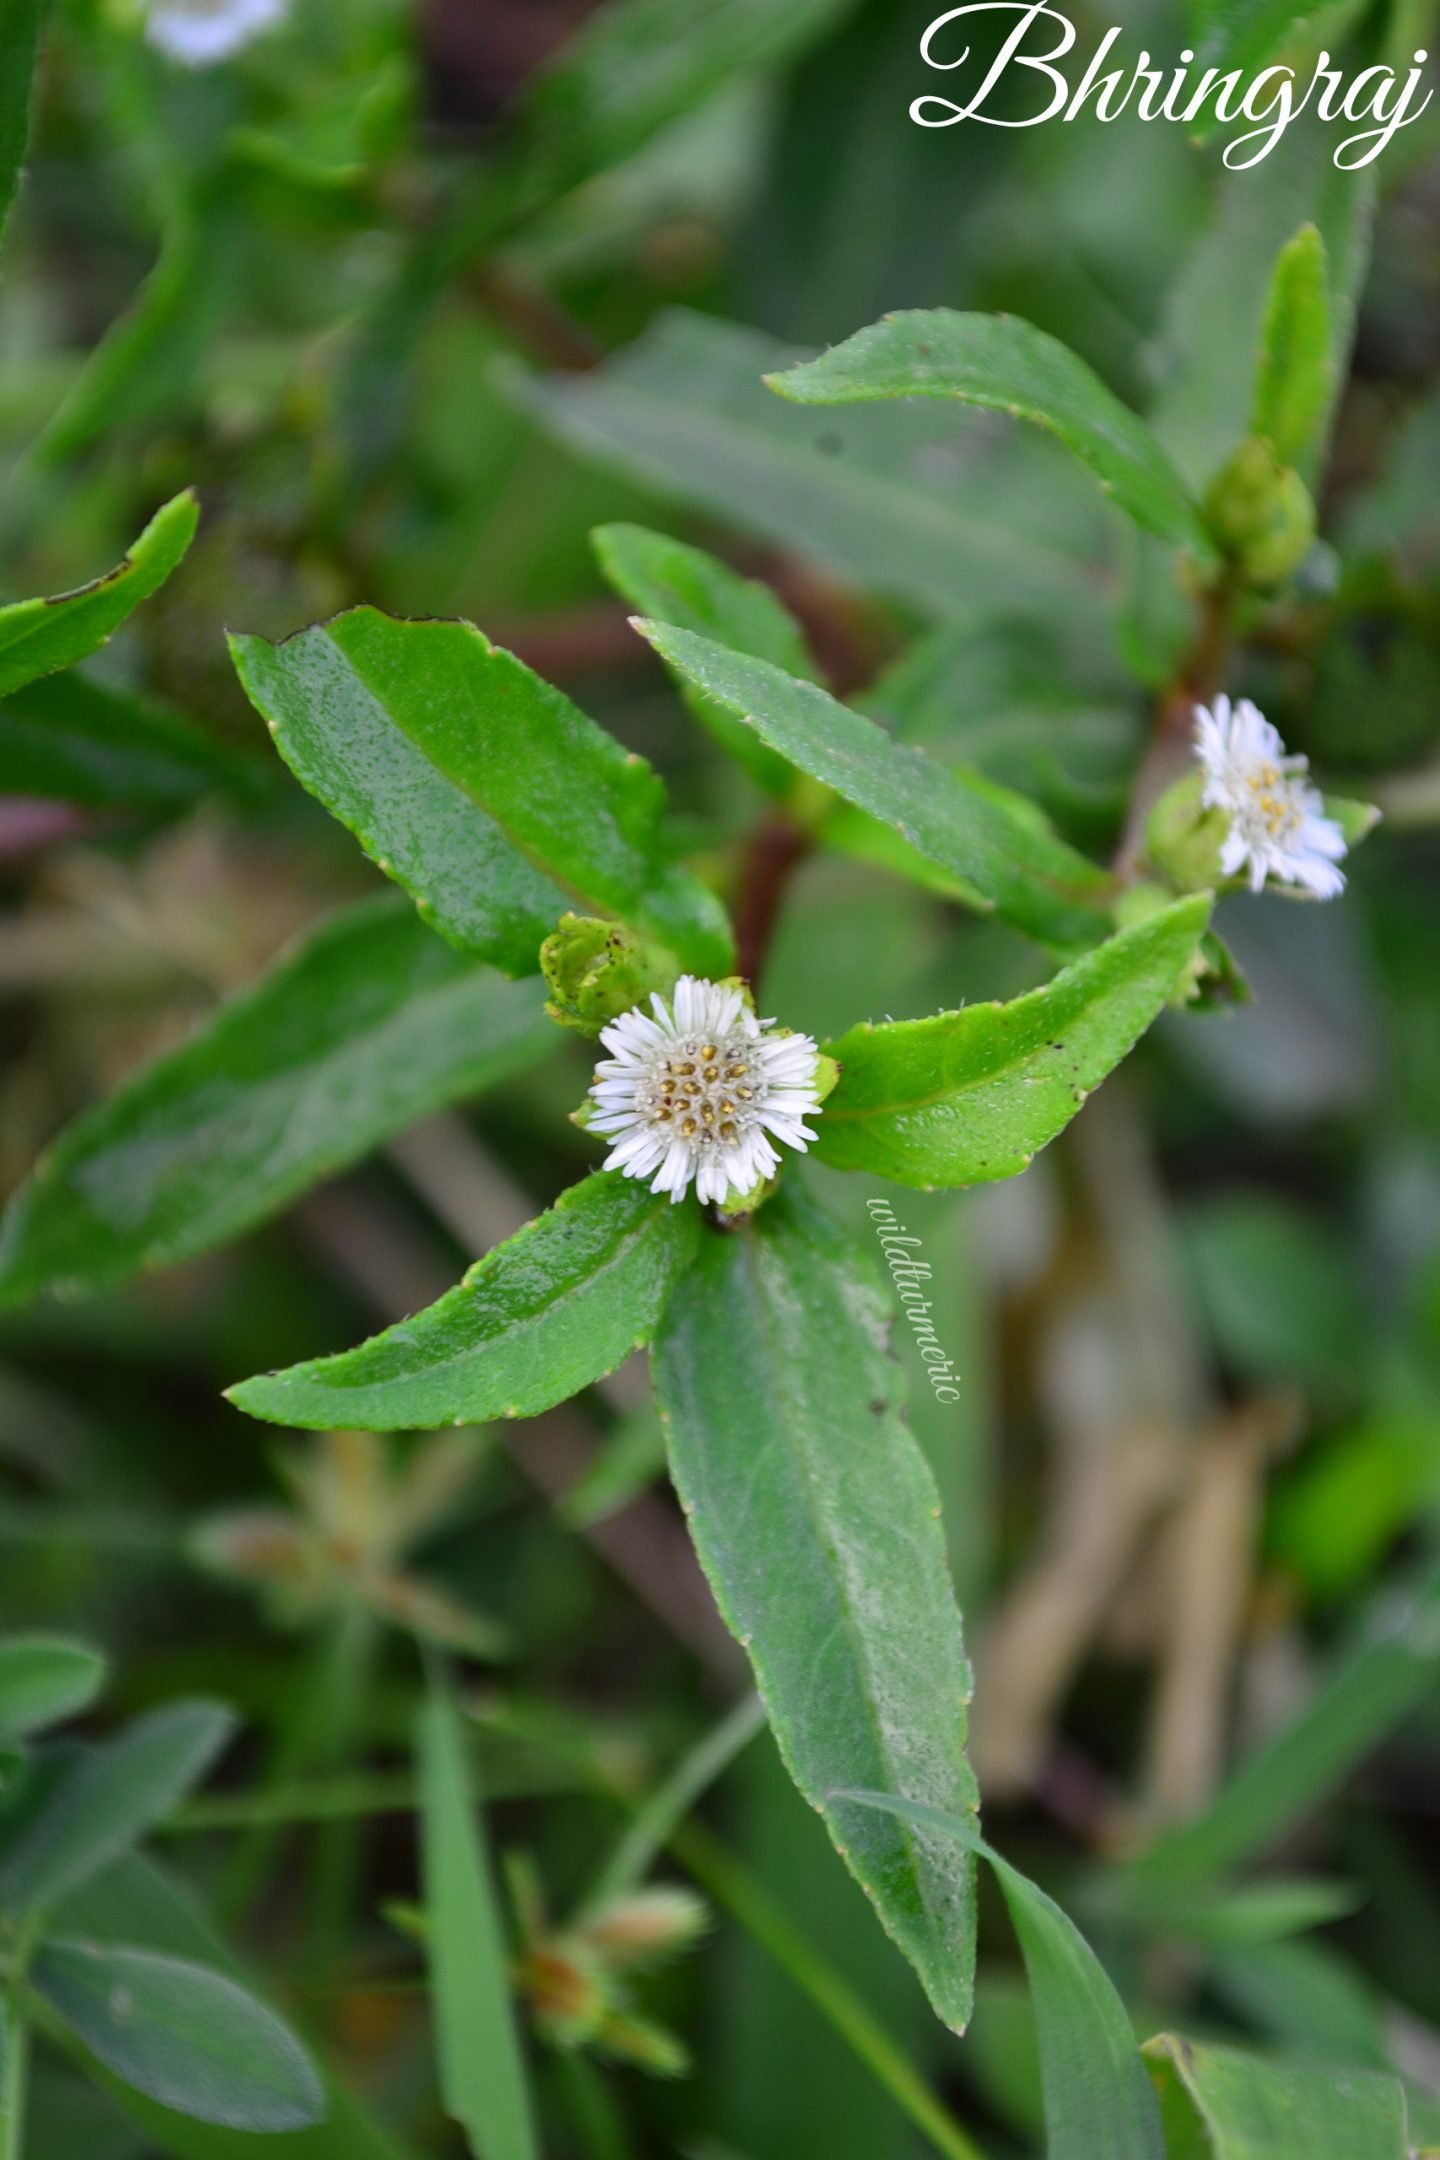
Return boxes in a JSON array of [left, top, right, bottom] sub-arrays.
[[418, 1673, 537, 2160]]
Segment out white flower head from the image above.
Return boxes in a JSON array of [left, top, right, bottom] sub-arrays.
[[1194, 695, 1347, 899], [143, 0, 288, 67], [589, 976, 822, 1207]]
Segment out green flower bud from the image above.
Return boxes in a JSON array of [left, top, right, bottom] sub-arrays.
[[541, 915, 681, 1036], [1203, 438, 1316, 588], [1142, 770, 1229, 893]]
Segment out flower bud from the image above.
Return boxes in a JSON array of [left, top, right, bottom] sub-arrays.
[[1203, 438, 1316, 587], [518, 1943, 608, 2048], [1142, 770, 1228, 893], [579, 1886, 709, 1970], [541, 916, 681, 1036]]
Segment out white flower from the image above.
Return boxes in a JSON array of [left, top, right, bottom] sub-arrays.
[[1194, 695, 1347, 898], [143, 0, 288, 66], [589, 976, 822, 1207]]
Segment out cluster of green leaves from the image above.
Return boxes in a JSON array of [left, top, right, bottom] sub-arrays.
[[0, 514, 1216, 2055], [0, 1635, 323, 2139]]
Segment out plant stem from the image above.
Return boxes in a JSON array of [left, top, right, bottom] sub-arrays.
[[669, 1819, 989, 2160], [585, 1692, 765, 1914], [0, 1924, 39, 2160], [0, 2007, 26, 2160], [734, 811, 812, 987], [1113, 575, 1237, 881]]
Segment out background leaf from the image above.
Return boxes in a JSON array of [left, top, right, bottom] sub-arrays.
[[418, 1674, 538, 2160], [593, 524, 808, 796], [652, 1182, 980, 2033], [55, 1852, 422, 2160], [768, 310, 1210, 552], [511, 0, 862, 206], [520, 308, 1117, 626], [0, 1700, 235, 1917], [0, 0, 44, 255], [633, 621, 1114, 951], [837, 1791, 1164, 2160], [814, 898, 1212, 1188], [0, 1638, 105, 1744], [0, 671, 256, 814], [0, 494, 198, 699], [33, 1943, 324, 2133], [1144, 2033, 1409, 2159], [0, 893, 554, 1305], [1252, 224, 1335, 467], [1185, 0, 1374, 88], [233, 607, 730, 976], [33, 187, 242, 470], [227, 1173, 701, 1432]]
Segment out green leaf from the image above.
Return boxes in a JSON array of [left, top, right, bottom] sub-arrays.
[[768, 311, 1210, 554], [33, 1943, 324, 2133], [34, 187, 241, 469], [1325, 794, 1382, 848], [0, 1638, 105, 1743], [1129, 1559, 1440, 1894], [1185, 0, 1372, 87], [226, 1173, 701, 1432], [1127, 1875, 1363, 1950], [1151, 121, 1374, 495], [418, 1674, 538, 2160], [1144, 2034, 1409, 2160], [55, 1850, 424, 2160], [584, 1693, 766, 1911], [232, 607, 731, 977], [340, 3, 859, 480], [1253, 225, 1334, 467], [512, 0, 860, 205], [592, 524, 807, 796], [558, 1407, 668, 1530], [631, 622, 1113, 951], [814, 897, 1212, 1188], [1206, 1936, 1389, 2068], [835, 1790, 1163, 2159], [230, 618, 564, 975], [0, 892, 554, 1306], [0, 671, 255, 813], [652, 1183, 980, 2032], [0, 494, 199, 699], [0, 1701, 235, 1917], [520, 309, 1116, 626], [0, 0, 44, 254]]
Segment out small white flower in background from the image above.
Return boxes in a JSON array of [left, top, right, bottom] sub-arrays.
[[589, 976, 822, 1207], [1194, 694, 1348, 898], [143, 0, 288, 67]]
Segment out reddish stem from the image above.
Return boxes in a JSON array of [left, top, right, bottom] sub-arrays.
[[734, 812, 811, 989]]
